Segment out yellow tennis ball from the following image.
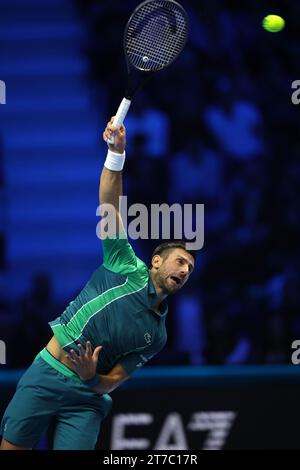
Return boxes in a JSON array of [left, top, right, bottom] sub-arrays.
[[262, 15, 285, 33]]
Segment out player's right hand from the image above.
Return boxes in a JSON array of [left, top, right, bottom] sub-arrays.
[[66, 341, 102, 382], [103, 117, 126, 154]]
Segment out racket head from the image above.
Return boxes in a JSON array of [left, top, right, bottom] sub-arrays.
[[123, 0, 189, 73]]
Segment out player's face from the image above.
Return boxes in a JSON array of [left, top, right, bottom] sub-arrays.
[[154, 248, 194, 295]]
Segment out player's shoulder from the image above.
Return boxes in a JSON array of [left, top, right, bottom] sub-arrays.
[[126, 256, 150, 288]]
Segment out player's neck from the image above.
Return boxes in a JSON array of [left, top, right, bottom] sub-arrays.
[[150, 271, 167, 305]]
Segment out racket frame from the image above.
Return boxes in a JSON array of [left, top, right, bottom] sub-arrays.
[[107, 0, 189, 143]]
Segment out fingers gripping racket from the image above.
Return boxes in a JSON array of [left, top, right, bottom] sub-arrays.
[[108, 0, 189, 144]]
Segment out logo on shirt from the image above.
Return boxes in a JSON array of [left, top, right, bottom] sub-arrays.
[[144, 332, 152, 344]]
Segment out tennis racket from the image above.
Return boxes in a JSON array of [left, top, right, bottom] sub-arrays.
[[107, 0, 189, 144]]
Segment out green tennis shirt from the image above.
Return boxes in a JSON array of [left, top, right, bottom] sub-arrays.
[[49, 237, 168, 376]]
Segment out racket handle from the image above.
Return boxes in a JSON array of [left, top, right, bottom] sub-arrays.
[[107, 98, 131, 145]]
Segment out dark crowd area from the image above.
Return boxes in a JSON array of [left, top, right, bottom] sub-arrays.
[[1, 0, 300, 367]]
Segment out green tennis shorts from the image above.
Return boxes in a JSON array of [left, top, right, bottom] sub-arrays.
[[0, 348, 112, 449]]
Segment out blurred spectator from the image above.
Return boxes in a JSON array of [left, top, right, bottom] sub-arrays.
[[203, 77, 265, 161], [173, 289, 205, 364], [168, 135, 223, 203], [10, 274, 56, 368], [125, 93, 170, 158]]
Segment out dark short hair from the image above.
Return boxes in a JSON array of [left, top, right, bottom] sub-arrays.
[[151, 241, 197, 263]]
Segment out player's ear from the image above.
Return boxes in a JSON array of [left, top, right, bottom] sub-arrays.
[[151, 254, 162, 269]]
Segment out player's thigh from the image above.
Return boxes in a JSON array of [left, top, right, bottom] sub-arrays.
[[0, 438, 30, 450], [52, 407, 103, 450], [0, 356, 65, 449], [52, 392, 112, 450]]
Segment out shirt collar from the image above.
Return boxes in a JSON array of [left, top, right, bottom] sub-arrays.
[[147, 273, 168, 318]]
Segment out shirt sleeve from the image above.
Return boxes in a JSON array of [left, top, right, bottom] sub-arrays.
[[102, 235, 138, 275]]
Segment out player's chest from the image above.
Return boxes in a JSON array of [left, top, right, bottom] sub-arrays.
[[110, 305, 160, 352]]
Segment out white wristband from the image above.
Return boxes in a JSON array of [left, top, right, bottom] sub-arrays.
[[104, 149, 126, 172]]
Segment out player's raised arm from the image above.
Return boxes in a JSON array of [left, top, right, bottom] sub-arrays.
[[100, 117, 126, 210], [99, 117, 137, 272]]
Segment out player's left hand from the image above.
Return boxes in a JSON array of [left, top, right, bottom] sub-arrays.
[[103, 116, 126, 154], [66, 341, 102, 381]]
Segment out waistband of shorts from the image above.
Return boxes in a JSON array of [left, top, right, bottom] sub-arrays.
[[37, 347, 82, 383]]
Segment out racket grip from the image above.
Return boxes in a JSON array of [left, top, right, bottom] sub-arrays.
[[107, 98, 131, 145]]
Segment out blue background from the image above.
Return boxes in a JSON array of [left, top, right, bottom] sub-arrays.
[[0, 0, 299, 368]]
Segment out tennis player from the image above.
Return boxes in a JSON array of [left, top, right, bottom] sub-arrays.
[[0, 118, 196, 450]]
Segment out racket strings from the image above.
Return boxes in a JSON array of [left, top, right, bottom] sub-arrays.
[[127, 18, 186, 70], [127, 30, 179, 69], [125, 0, 188, 72], [128, 18, 185, 66], [127, 9, 186, 67]]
